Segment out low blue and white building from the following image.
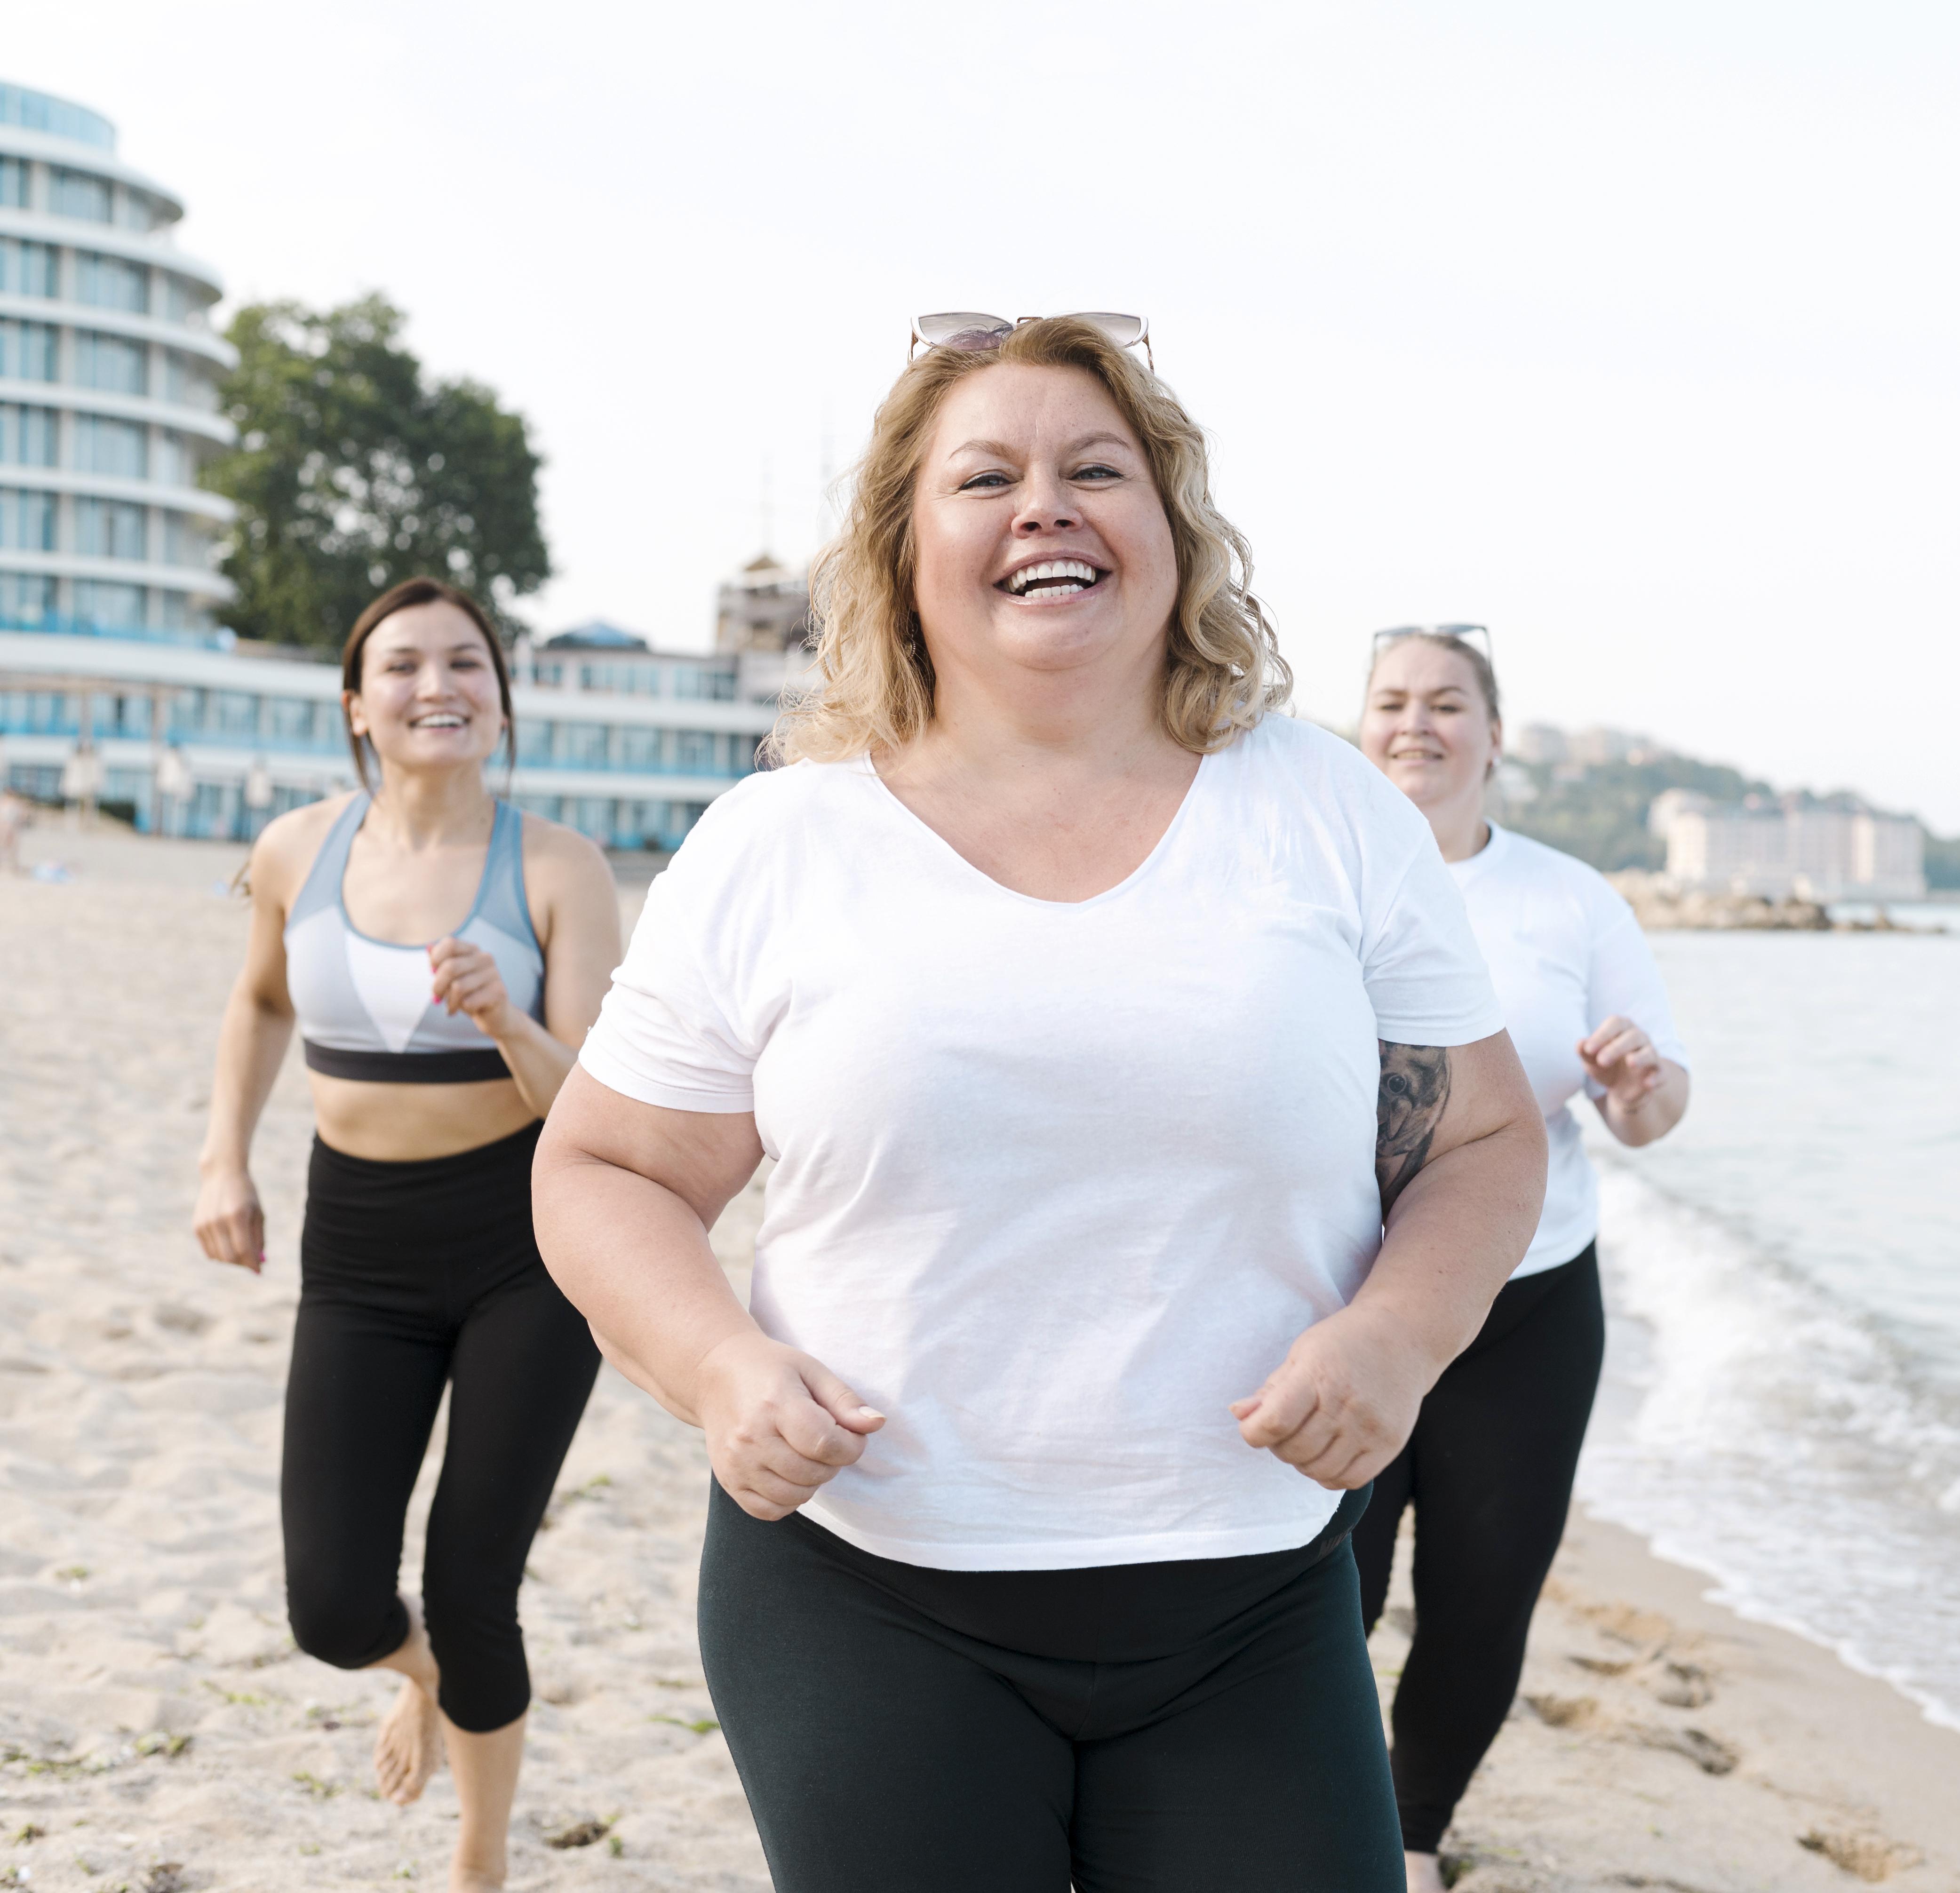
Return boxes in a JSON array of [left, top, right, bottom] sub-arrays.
[[0, 616, 778, 849]]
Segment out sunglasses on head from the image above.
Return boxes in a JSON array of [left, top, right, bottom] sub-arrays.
[[909, 312, 1153, 371], [1371, 624, 1493, 665]]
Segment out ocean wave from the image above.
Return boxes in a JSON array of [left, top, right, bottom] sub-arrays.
[[1578, 1161, 1960, 1731]]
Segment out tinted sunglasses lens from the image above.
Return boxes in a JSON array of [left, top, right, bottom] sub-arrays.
[[915, 312, 1013, 349], [1072, 312, 1145, 348]]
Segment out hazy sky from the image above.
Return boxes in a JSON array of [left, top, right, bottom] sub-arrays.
[[13, 2, 1960, 824]]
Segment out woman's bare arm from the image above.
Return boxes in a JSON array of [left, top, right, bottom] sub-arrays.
[[193, 810, 326, 1271], [1233, 1029, 1547, 1487], [1581, 1014, 1689, 1148], [534, 1068, 884, 1520]]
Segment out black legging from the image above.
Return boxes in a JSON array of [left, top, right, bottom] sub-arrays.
[[1352, 1243, 1604, 1853], [698, 1478, 1401, 1893], [281, 1121, 599, 1733]]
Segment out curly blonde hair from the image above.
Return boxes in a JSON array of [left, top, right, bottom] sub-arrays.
[[769, 318, 1291, 764]]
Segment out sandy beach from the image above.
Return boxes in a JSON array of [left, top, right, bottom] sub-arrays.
[[4, 821, 1957, 1892]]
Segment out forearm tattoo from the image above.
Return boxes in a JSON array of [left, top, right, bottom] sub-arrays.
[[1376, 1042, 1452, 1217]]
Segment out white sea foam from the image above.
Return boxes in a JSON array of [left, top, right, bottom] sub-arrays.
[[1578, 1160, 1960, 1731]]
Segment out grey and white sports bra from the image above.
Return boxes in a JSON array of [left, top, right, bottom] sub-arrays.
[[284, 793, 546, 1083]]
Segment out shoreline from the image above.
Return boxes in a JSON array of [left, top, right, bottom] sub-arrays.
[[3, 827, 1957, 1890], [1414, 1506, 1960, 1888]]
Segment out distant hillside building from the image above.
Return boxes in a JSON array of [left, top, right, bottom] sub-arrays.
[[1660, 793, 1924, 902]]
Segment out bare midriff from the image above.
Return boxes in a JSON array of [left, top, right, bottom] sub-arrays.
[[309, 1072, 540, 1163]]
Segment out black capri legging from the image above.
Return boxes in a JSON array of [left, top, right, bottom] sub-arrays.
[[281, 1121, 599, 1733], [699, 1479, 1402, 1893], [1352, 1242, 1605, 1854]]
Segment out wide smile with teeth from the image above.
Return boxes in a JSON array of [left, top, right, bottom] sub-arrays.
[[411, 713, 467, 729], [1002, 559, 1104, 599]]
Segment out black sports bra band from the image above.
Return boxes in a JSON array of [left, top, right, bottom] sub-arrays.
[[303, 1041, 514, 1084]]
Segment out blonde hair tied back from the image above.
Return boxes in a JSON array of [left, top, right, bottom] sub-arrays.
[[767, 318, 1291, 765]]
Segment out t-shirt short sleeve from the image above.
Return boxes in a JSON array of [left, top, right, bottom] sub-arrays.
[[578, 811, 762, 1114], [1361, 819, 1507, 1047], [1583, 902, 1690, 1097]]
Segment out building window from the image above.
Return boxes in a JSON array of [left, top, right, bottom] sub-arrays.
[[109, 694, 153, 738], [517, 720, 555, 764], [0, 572, 55, 625], [185, 780, 228, 838], [0, 157, 26, 208], [269, 697, 318, 744], [154, 430, 195, 487], [113, 188, 160, 234], [0, 239, 58, 297], [4, 690, 73, 732], [162, 511, 211, 569], [50, 167, 113, 223], [75, 331, 150, 396], [0, 321, 59, 382], [162, 351, 218, 412], [207, 691, 259, 736], [673, 666, 736, 701], [73, 414, 149, 479], [160, 276, 209, 327], [675, 731, 715, 773], [75, 497, 149, 561], [0, 405, 59, 468], [73, 580, 146, 628], [0, 485, 57, 551], [553, 721, 609, 768], [155, 589, 212, 633], [614, 726, 663, 771], [75, 251, 150, 314]]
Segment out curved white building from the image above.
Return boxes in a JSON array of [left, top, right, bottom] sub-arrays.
[[0, 84, 778, 849], [0, 82, 233, 636]]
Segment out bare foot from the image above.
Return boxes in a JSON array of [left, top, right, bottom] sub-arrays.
[[1406, 1851, 1447, 1893], [374, 1674, 444, 1805]]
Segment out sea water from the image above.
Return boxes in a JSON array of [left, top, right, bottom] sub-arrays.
[[1577, 925, 1960, 1728]]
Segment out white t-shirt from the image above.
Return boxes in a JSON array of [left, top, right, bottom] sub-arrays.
[[581, 714, 1504, 1570], [1449, 823, 1688, 1279]]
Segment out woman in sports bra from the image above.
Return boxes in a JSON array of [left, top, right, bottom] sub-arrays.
[[192, 576, 621, 1893]]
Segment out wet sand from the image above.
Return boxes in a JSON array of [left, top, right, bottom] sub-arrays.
[[2, 821, 1956, 1890]]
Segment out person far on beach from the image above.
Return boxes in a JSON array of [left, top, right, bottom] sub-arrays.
[[534, 314, 1549, 1892], [193, 577, 620, 1893], [1355, 626, 1690, 1893]]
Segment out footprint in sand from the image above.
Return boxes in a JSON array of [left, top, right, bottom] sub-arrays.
[[1527, 1693, 1739, 1774], [1650, 1661, 1713, 1709], [1629, 1724, 1738, 1775], [1799, 1830, 1923, 1884]]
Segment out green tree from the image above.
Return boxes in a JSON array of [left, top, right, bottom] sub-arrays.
[[203, 294, 549, 650]]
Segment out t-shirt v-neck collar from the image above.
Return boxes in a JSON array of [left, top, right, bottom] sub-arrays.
[[855, 749, 1213, 911]]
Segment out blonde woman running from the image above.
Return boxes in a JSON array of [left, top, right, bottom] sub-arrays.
[[194, 578, 620, 1893], [534, 317, 1550, 1891]]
